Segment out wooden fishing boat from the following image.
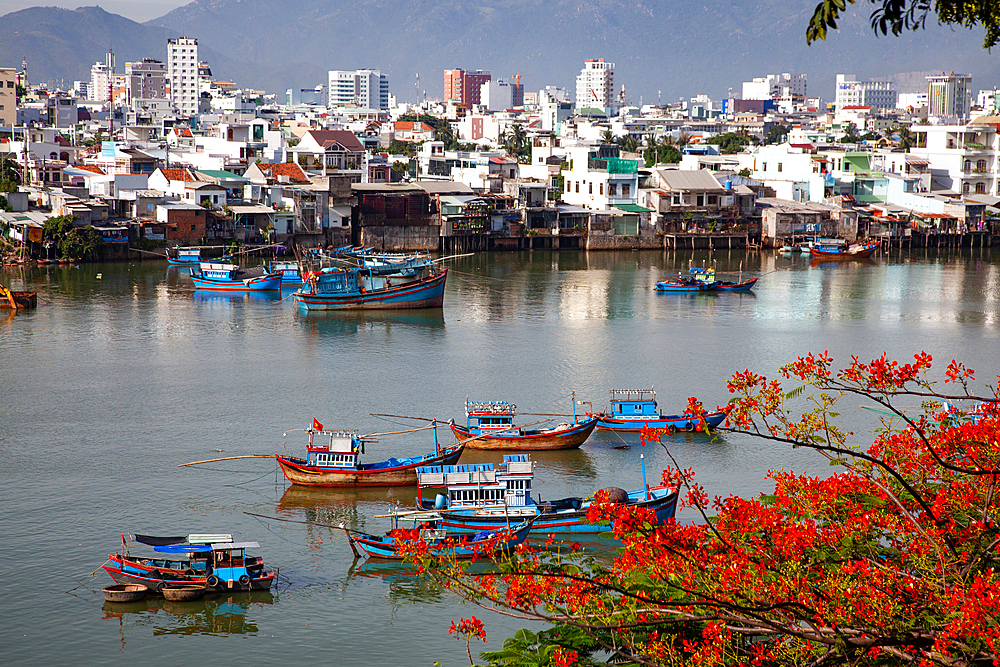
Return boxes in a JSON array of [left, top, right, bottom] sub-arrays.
[[293, 260, 447, 311], [267, 261, 302, 286], [450, 397, 597, 451], [343, 514, 533, 560], [595, 388, 729, 432], [167, 247, 206, 265], [275, 421, 464, 487], [0, 286, 37, 309], [416, 454, 679, 536], [809, 238, 879, 260], [103, 533, 275, 593], [190, 263, 282, 291], [716, 276, 759, 292]]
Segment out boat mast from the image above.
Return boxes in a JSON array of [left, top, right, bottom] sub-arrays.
[[572, 391, 577, 424], [432, 419, 439, 457]]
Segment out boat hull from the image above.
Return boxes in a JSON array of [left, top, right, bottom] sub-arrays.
[[347, 521, 532, 560], [451, 418, 597, 451], [596, 409, 728, 432], [275, 446, 464, 487], [191, 273, 282, 291], [809, 243, 879, 260], [436, 487, 678, 535], [294, 270, 447, 311], [0, 290, 37, 309], [716, 277, 758, 292], [103, 557, 275, 593], [655, 281, 717, 292]]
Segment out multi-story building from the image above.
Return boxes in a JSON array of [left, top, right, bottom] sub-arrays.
[[167, 37, 199, 117], [977, 88, 1000, 114], [575, 59, 615, 111], [0, 67, 16, 128], [90, 52, 113, 102], [122, 59, 167, 105], [328, 69, 389, 109], [927, 73, 972, 120], [835, 74, 896, 111], [561, 143, 639, 211], [742, 73, 807, 101], [443, 69, 491, 107], [910, 120, 999, 196]]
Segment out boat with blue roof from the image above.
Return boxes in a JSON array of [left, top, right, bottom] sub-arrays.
[[267, 261, 302, 286], [275, 419, 464, 487], [450, 396, 598, 450], [595, 388, 729, 432], [415, 454, 678, 535], [103, 533, 275, 593], [190, 263, 282, 291]]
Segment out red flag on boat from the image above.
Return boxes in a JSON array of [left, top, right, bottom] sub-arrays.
[[313, 418, 324, 431]]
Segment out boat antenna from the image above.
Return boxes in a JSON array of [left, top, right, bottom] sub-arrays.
[[641, 454, 648, 500]]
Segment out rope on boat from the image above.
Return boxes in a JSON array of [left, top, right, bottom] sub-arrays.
[[65, 558, 112, 594]]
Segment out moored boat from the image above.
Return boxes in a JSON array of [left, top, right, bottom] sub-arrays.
[[0, 285, 37, 309], [450, 397, 597, 450], [294, 252, 447, 310], [275, 419, 464, 487], [103, 533, 275, 593], [595, 388, 729, 432], [190, 263, 282, 291], [267, 261, 302, 286], [342, 513, 533, 560], [167, 247, 206, 265], [809, 238, 879, 260], [416, 454, 679, 536]]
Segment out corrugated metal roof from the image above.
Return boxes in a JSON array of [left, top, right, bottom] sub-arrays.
[[655, 169, 724, 191]]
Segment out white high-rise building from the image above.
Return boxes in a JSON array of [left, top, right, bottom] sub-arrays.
[[89, 51, 114, 102], [927, 73, 972, 120], [835, 74, 897, 110], [327, 69, 389, 110], [575, 59, 615, 112], [167, 37, 199, 116], [742, 73, 807, 101]]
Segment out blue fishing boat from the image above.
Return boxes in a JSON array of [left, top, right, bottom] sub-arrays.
[[450, 396, 597, 450], [342, 514, 533, 560], [167, 247, 205, 265], [595, 388, 729, 432], [275, 420, 464, 487], [103, 533, 276, 593], [267, 261, 302, 286], [190, 263, 282, 291], [293, 252, 447, 311], [655, 266, 718, 292], [415, 454, 678, 536]]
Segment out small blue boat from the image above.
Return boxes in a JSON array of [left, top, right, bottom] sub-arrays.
[[294, 252, 447, 311], [342, 514, 534, 560], [416, 454, 678, 536], [655, 266, 718, 292], [190, 263, 282, 291], [167, 248, 205, 265], [595, 388, 729, 432]]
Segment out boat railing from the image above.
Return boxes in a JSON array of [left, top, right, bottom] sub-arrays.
[[610, 388, 656, 403], [466, 400, 516, 416]]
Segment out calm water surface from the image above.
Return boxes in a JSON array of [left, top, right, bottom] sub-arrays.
[[2, 247, 998, 665]]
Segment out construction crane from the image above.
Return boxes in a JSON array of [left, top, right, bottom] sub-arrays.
[[511, 71, 532, 87]]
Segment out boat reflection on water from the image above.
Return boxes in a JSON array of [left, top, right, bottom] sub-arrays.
[[191, 290, 283, 303], [278, 484, 420, 542], [295, 309, 446, 337], [455, 446, 599, 484], [102, 591, 274, 637]]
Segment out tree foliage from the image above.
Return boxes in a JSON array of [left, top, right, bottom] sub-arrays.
[[707, 132, 754, 154], [43, 214, 104, 259], [807, 0, 1000, 49], [407, 352, 1000, 666]]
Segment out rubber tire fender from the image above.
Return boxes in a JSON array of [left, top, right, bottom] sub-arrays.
[[239, 574, 251, 586], [207, 575, 220, 587]]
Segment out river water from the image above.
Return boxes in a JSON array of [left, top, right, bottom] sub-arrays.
[[2, 247, 998, 665]]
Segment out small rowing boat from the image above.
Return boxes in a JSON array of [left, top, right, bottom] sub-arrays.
[[342, 513, 533, 560]]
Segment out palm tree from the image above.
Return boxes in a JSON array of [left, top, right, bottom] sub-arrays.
[[675, 131, 692, 149], [600, 129, 615, 145], [619, 136, 639, 153]]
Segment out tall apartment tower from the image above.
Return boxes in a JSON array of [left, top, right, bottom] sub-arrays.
[[167, 37, 199, 116], [927, 72, 972, 120], [575, 59, 614, 111], [89, 50, 114, 102], [443, 69, 491, 106], [835, 74, 896, 110], [328, 69, 389, 109]]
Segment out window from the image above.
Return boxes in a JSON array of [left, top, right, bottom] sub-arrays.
[[977, 159, 987, 171], [588, 183, 592, 195], [975, 182, 986, 194], [609, 183, 617, 196], [599, 183, 603, 195], [963, 182, 971, 194], [622, 183, 630, 197], [575, 182, 579, 193], [778, 163, 783, 173], [964, 160, 972, 171], [191, 224, 196, 231], [708, 195, 718, 205], [762, 162, 767, 172]]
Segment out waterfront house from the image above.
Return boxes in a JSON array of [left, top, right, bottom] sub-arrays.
[[289, 130, 367, 182]]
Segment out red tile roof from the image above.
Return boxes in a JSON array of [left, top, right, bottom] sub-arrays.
[[75, 165, 106, 175], [841, 105, 872, 110], [394, 121, 434, 132], [256, 162, 309, 183], [303, 130, 365, 152], [160, 168, 196, 182], [173, 127, 194, 137]]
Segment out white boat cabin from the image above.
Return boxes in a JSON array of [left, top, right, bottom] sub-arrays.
[[418, 454, 534, 509], [608, 388, 658, 418], [465, 400, 520, 434], [305, 429, 362, 468], [197, 263, 240, 280]]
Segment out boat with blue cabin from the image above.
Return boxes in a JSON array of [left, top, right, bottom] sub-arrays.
[[655, 266, 718, 292], [415, 454, 679, 536], [275, 421, 464, 487], [595, 388, 729, 432], [294, 251, 447, 311], [167, 247, 205, 265], [267, 261, 302, 286], [342, 512, 534, 560], [190, 263, 282, 291], [103, 533, 275, 593], [450, 396, 598, 450]]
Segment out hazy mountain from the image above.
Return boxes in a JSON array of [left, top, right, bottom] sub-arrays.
[[2, 2, 998, 103]]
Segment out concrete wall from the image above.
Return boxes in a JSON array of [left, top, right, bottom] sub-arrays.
[[360, 224, 441, 251]]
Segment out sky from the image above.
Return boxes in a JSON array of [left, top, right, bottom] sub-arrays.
[[0, 0, 185, 22]]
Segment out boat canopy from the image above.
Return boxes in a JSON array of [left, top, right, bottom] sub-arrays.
[[211, 541, 259, 550], [153, 544, 213, 553]]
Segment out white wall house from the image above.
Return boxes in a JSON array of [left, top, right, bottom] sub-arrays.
[[909, 121, 999, 196], [561, 144, 639, 211]]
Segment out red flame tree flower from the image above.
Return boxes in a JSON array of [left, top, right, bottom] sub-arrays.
[[402, 352, 1000, 666]]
